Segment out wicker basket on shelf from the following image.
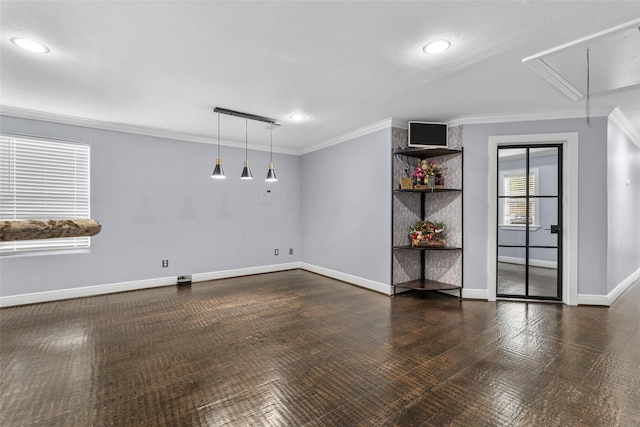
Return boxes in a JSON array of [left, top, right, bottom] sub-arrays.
[[411, 238, 446, 248], [409, 220, 446, 247]]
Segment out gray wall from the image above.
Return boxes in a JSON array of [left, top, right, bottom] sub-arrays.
[[2, 114, 626, 300], [300, 129, 391, 285], [607, 119, 640, 292], [463, 117, 609, 295], [0, 116, 301, 297]]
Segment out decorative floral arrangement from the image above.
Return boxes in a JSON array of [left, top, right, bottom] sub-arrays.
[[412, 160, 444, 188], [410, 220, 446, 247], [421, 160, 443, 176]]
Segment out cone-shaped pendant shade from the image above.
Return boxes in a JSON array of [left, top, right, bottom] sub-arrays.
[[265, 125, 278, 182], [211, 157, 225, 179], [265, 162, 277, 182], [240, 118, 253, 179], [240, 160, 253, 179], [211, 112, 225, 179]]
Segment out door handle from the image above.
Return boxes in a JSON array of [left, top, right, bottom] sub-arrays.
[[544, 225, 561, 233]]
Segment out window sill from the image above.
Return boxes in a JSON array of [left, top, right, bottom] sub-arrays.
[[0, 248, 90, 258], [499, 225, 541, 231]]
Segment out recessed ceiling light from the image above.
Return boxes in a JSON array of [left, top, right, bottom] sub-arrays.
[[11, 37, 50, 53], [423, 40, 450, 55], [290, 113, 306, 121]]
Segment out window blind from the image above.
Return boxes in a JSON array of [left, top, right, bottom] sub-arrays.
[[0, 135, 90, 255], [504, 174, 535, 225]]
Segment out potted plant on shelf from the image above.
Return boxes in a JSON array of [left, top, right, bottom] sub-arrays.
[[410, 220, 446, 247]]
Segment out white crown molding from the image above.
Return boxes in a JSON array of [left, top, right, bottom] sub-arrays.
[[447, 108, 613, 127], [0, 106, 300, 155], [608, 107, 640, 148], [390, 118, 408, 129], [5, 105, 637, 157], [297, 117, 396, 155]]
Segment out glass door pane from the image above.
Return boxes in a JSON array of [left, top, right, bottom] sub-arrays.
[[496, 144, 562, 301], [497, 247, 526, 296], [528, 248, 559, 298], [529, 198, 558, 247], [529, 147, 559, 197]]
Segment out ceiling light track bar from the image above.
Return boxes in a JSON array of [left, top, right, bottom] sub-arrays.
[[213, 107, 277, 125]]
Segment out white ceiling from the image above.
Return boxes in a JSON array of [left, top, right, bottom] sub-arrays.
[[1, 1, 640, 154]]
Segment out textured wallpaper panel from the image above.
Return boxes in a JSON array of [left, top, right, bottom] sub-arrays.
[[391, 125, 464, 291], [392, 251, 422, 284], [425, 251, 463, 287], [393, 192, 421, 246]]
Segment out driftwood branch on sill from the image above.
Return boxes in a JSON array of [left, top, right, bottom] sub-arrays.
[[0, 219, 102, 241]]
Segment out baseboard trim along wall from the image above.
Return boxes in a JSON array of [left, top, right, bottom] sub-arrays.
[[299, 263, 392, 295], [191, 262, 301, 282], [461, 288, 489, 300], [4, 263, 633, 308], [0, 263, 301, 307], [0, 262, 390, 307], [578, 267, 640, 306], [0, 276, 177, 308]]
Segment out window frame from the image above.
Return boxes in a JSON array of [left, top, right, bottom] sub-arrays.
[[0, 133, 91, 257], [499, 167, 541, 230]]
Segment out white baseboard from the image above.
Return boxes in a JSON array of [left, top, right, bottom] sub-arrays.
[[0, 261, 391, 307], [498, 256, 557, 269], [578, 267, 640, 306], [192, 262, 301, 282], [576, 294, 609, 306], [608, 267, 640, 305], [0, 262, 303, 307], [0, 276, 176, 307], [299, 263, 392, 295], [462, 288, 489, 300], [11, 263, 633, 308]]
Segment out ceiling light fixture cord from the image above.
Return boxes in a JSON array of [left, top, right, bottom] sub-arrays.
[[217, 113, 221, 157], [586, 48, 591, 126]]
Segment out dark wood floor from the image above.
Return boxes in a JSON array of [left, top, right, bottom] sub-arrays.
[[1, 269, 639, 426]]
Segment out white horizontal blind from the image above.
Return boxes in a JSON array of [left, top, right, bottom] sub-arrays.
[[504, 174, 535, 225], [0, 134, 90, 255]]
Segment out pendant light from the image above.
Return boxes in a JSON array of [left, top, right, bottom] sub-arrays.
[[211, 112, 226, 179], [265, 125, 277, 182], [240, 118, 253, 179]]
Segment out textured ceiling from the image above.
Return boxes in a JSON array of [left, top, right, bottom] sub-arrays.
[[1, 1, 640, 153]]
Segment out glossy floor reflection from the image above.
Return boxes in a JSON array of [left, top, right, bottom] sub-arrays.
[[498, 262, 558, 298], [1, 270, 639, 426]]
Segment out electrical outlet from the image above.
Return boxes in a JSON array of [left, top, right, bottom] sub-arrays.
[[289, 248, 293, 255], [162, 259, 169, 268], [274, 249, 279, 256]]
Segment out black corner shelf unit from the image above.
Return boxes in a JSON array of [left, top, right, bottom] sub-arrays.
[[392, 144, 463, 298]]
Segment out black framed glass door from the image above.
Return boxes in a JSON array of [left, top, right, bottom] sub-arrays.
[[497, 145, 562, 301]]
